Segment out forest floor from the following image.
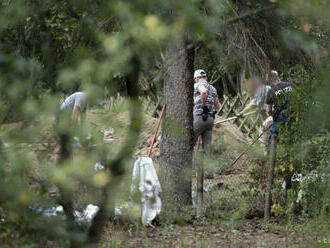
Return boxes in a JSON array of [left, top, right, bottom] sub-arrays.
[[101, 218, 321, 248], [2, 107, 327, 247], [96, 110, 324, 248]]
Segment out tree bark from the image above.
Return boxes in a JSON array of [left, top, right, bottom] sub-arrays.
[[159, 35, 195, 211]]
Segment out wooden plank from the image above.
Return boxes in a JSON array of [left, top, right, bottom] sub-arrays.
[[217, 97, 229, 115], [214, 111, 256, 125], [224, 96, 239, 118], [240, 96, 251, 111], [238, 115, 249, 131], [247, 114, 260, 136], [221, 95, 230, 114]]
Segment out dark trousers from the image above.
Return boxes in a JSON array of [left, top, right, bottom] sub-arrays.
[[267, 114, 290, 150], [193, 115, 214, 150]]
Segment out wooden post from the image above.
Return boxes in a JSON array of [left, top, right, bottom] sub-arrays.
[[151, 98, 161, 118], [196, 150, 204, 216], [264, 134, 277, 226]]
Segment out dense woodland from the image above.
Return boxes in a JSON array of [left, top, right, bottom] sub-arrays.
[[0, 0, 329, 247]]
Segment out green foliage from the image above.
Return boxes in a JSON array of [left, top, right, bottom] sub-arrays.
[[160, 206, 195, 228], [0, 0, 330, 246]]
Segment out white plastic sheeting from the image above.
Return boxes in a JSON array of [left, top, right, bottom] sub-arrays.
[[32, 158, 162, 225], [131, 157, 162, 226], [74, 204, 99, 222], [31, 204, 99, 222], [94, 162, 105, 171]]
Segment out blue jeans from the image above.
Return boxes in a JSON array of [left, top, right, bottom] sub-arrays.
[[267, 114, 289, 150]]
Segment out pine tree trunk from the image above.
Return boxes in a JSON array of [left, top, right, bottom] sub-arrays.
[[159, 36, 195, 211]]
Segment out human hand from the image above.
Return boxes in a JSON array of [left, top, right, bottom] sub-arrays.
[[202, 106, 209, 113]]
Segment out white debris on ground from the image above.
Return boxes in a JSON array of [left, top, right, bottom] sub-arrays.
[[94, 162, 105, 171], [114, 203, 131, 219], [42, 206, 63, 217], [32, 204, 100, 222], [291, 171, 329, 182], [74, 204, 100, 222], [103, 128, 116, 144], [31, 158, 163, 226], [104, 138, 115, 143]]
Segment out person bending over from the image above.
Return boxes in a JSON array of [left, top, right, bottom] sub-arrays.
[[60, 92, 87, 125], [237, 77, 272, 144], [237, 77, 271, 118]]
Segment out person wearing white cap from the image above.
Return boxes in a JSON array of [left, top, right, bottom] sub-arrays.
[[193, 69, 220, 179], [193, 69, 220, 150]]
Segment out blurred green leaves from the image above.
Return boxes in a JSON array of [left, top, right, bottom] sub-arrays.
[[0, 0, 329, 246]]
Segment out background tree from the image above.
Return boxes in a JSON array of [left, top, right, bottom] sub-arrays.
[[159, 35, 195, 211], [0, 0, 329, 247]]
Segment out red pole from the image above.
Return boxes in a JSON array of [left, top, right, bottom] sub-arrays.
[[148, 104, 166, 157]]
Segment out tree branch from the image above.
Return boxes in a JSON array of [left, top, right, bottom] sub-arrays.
[[227, 5, 275, 25]]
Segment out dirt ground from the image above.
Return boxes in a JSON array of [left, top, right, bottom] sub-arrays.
[[1, 109, 320, 247], [101, 218, 314, 248], [98, 114, 314, 248]]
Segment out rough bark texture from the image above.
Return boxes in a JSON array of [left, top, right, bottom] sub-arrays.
[[159, 36, 195, 210]]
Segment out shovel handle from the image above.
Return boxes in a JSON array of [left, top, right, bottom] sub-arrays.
[[214, 111, 256, 125], [148, 104, 166, 157]]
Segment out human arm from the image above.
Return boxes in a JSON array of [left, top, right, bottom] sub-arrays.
[[197, 85, 207, 107], [214, 97, 220, 112], [266, 104, 273, 116], [238, 103, 256, 116], [72, 105, 81, 124], [72, 93, 87, 124]]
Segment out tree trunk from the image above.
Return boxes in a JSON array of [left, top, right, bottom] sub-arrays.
[[159, 35, 195, 211]]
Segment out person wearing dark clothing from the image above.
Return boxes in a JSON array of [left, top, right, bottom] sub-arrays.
[[266, 71, 296, 147]]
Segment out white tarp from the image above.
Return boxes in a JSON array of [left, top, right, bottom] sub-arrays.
[[33, 204, 99, 222], [131, 157, 162, 226]]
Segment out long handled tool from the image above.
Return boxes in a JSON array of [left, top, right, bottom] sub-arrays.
[[230, 126, 270, 167], [131, 103, 166, 226], [214, 111, 256, 125], [148, 104, 166, 157]]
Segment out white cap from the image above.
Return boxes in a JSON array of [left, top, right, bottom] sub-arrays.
[[194, 69, 206, 79], [270, 70, 278, 76]]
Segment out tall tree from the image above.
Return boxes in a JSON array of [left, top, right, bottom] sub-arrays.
[[159, 35, 195, 211]]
